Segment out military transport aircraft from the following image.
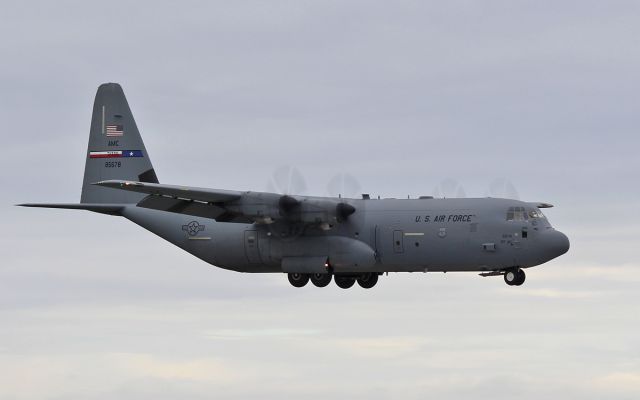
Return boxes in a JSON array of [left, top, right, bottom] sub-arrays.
[[20, 83, 570, 289]]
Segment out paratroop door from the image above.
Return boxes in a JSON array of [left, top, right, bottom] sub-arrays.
[[244, 230, 262, 264], [393, 230, 404, 253]]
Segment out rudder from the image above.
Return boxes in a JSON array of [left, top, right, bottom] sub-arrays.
[[81, 83, 158, 204]]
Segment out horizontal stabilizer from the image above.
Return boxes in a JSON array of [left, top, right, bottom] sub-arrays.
[[17, 203, 124, 215], [93, 180, 242, 204]]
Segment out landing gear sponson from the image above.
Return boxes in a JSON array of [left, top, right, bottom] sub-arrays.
[[287, 272, 381, 289]]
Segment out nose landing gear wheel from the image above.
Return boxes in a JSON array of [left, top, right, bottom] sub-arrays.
[[504, 269, 526, 286], [514, 269, 526, 286], [334, 276, 356, 289], [288, 273, 310, 288], [357, 273, 378, 289], [310, 273, 332, 287]]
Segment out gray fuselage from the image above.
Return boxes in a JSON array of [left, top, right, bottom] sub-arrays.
[[122, 196, 569, 275]]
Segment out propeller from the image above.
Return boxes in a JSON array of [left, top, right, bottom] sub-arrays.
[[487, 178, 520, 200], [265, 166, 306, 218], [327, 173, 360, 222], [265, 167, 359, 225], [326, 173, 362, 199], [433, 178, 467, 198], [266, 165, 308, 195]]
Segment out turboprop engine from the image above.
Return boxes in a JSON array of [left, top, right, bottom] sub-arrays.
[[225, 193, 356, 228]]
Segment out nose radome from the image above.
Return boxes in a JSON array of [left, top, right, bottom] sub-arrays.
[[550, 230, 570, 257]]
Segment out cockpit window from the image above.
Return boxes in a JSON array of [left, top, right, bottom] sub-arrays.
[[506, 206, 528, 221], [529, 209, 546, 219]]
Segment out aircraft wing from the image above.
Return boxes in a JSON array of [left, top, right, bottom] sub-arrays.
[[94, 180, 250, 221], [94, 180, 242, 203], [95, 180, 357, 226]]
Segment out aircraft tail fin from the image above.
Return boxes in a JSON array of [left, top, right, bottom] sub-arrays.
[[80, 83, 158, 204]]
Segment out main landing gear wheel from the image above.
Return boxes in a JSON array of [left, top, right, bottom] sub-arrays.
[[288, 273, 310, 288], [310, 273, 332, 287], [334, 276, 356, 289], [504, 269, 526, 286], [357, 273, 378, 289]]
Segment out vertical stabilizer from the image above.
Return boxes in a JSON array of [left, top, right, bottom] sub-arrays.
[[80, 83, 158, 204]]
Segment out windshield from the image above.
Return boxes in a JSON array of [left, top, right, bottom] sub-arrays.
[[529, 209, 546, 219], [506, 206, 527, 221], [506, 207, 548, 221]]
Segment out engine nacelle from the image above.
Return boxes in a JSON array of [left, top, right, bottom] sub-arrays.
[[225, 193, 356, 227]]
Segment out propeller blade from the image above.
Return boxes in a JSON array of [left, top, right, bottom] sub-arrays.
[[487, 178, 519, 200], [327, 173, 362, 198], [268, 165, 308, 195], [433, 178, 466, 198]]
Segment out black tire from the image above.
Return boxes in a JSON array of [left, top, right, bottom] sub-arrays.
[[310, 273, 332, 287], [288, 273, 309, 288], [514, 269, 526, 286], [334, 276, 356, 289], [504, 270, 517, 286], [357, 273, 378, 289]]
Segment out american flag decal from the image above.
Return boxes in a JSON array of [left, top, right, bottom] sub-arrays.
[[89, 150, 143, 158], [106, 124, 124, 137]]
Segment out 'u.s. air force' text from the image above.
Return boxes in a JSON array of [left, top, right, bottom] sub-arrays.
[[415, 214, 475, 223]]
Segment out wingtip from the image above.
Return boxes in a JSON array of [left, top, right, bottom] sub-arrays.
[[15, 203, 54, 208], [93, 180, 144, 189], [15, 203, 63, 208], [91, 180, 119, 186]]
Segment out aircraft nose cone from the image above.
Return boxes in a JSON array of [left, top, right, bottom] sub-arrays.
[[545, 230, 570, 258]]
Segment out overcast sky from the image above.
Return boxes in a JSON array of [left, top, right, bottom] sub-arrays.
[[2, 1, 639, 399]]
